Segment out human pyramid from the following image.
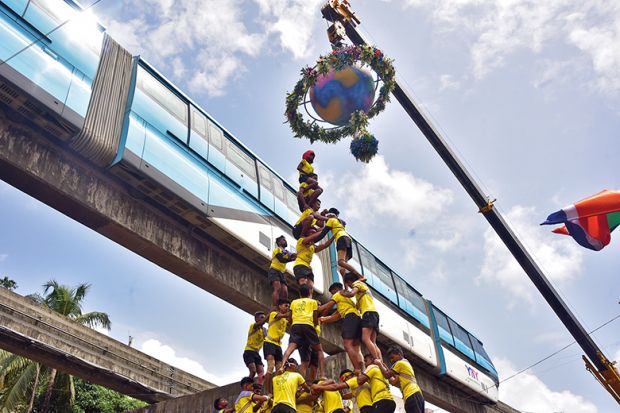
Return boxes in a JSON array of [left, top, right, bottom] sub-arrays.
[[213, 151, 425, 413]]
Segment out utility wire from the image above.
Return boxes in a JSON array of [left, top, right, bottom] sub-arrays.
[[0, 0, 105, 69]]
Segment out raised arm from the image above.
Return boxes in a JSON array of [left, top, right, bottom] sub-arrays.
[[312, 382, 348, 392], [339, 287, 358, 298], [315, 235, 335, 253]]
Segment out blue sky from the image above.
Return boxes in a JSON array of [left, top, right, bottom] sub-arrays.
[[2, 0, 620, 412]]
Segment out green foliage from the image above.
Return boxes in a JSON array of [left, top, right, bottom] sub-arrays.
[[285, 44, 396, 162], [0, 276, 17, 291], [0, 280, 113, 412], [73, 378, 147, 413]]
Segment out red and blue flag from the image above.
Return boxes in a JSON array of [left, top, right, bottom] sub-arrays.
[[541, 190, 620, 251]]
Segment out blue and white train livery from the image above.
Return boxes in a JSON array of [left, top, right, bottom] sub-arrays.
[[0, 0, 498, 403]]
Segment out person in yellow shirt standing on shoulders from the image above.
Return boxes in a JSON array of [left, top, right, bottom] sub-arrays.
[[272, 358, 312, 413], [318, 282, 363, 373], [293, 228, 334, 297], [323, 208, 362, 278], [264, 299, 291, 393], [244, 311, 268, 384], [280, 285, 326, 378], [341, 273, 382, 363], [356, 354, 396, 413], [377, 346, 425, 413], [269, 236, 296, 307]]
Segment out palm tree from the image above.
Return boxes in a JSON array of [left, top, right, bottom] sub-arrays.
[[0, 280, 111, 412]]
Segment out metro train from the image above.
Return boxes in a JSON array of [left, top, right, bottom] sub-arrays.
[[0, 0, 500, 403]]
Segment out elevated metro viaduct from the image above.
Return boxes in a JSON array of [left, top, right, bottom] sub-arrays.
[[0, 286, 214, 403], [0, 107, 519, 413]]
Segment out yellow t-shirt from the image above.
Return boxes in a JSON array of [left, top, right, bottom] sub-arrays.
[[296, 390, 313, 413], [299, 159, 314, 176], [353, 280, 376, 315], [294, 238, 315, 268], [364, 365, 393, 403], [244, 323, 266, 352], [290, 297, 318, 326], [392, 359, 421, 400], [345, 377, 372, 409], [332, 292, 360, 317], [319, 381, 344, 413], [295, 208, 314, 226], [270, 247, 291, 272], [235, 391, 255, 413], [325, 218, 349, 242], [265, 311, 288, 346], [313, 398, 324, 413], [273, 371, 305, 410], [300, 182, 314, 197]]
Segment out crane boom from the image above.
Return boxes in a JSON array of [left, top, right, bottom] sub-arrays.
[[320, 0, 620, 403]]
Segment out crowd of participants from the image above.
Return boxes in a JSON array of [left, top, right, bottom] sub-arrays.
[[214, 151, 425, 413]]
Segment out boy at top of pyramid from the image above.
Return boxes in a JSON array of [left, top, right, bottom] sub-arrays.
[[297, 151, 322, 206], [323, 208, 362, 278]]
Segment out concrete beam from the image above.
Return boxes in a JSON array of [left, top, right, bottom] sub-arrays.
[[0, 107, 519, 413], [0, 287, 214, 403]]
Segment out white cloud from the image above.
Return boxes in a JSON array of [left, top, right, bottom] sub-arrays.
[[332, 155, 453, 229], [140, 338, 245, 385], [405, 0, 620, 95], [102, 0, 265, 96], [439, 74, 460, 91], [477, 205, 584, 305], [494, 357, 598, 413], [253, 0, 324, 59], [427, 232, 461, 252]]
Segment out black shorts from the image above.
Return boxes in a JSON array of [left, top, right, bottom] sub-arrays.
[[263, 341, 284, 362], [404, 392, 425, 413], [242, 350, 263, 367], [336, 236, 353, 260], [272, 404, 296, 413], [341, 313, 362, 340], [293, 223, 302, 239], [268, 268, 287, 285], [360, 407, 373, 413], [298, 345, 319, 367], [293, 265, 314, 282], [361, 311, 380, 331], [299, 173, 311, 184], [373, 399, 396, 413], [289, 324, 320, 347]]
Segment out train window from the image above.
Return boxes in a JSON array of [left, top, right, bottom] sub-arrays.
[[258, 164, 273, 190], [433, 307, 454, 346], [470, 335, 492, 363], [225, 140, 257, 180], [208, 122, 223, 150], [272, 177, 285, 201], [29, 0, 70, 24], [137, 69, 188, 124], [286, 190, 298, 211], [405, 284, 426, 313], [358, 245, 377, 275], [375, 261, 395, 289], [448, 318, 475, 355], [191, 108, 207, 137]]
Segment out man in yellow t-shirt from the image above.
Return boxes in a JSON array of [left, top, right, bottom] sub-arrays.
[[235, 377, 271, 413], [312, 378, 345, 413], [243, 311, 268, 384], [311, 369, 373, 413], [269, 236, 296, 307], [317, 282, 363, 372], [272, 358, 311, 413], [323, 208, 362, 278], [293, 228, 335, 297], [341, 273, 382, 362], [280, 285, 326, 378], [377, 346, 424, 413], [357, 354, 395, 413], [297, 173, 323, 212], [293, 199, 328, 240], [263, 299, 291, 393]]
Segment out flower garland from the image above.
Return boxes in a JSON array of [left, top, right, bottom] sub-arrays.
[[285, 44, 396, 162]]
